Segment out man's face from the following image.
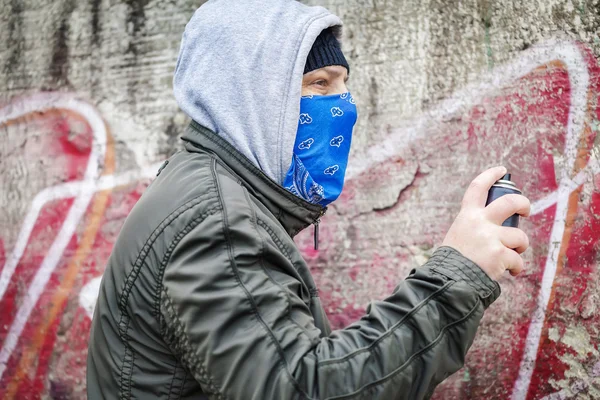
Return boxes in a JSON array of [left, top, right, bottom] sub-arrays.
[[301, 65, 349, 96]]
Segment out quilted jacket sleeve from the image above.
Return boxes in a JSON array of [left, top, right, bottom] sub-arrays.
[[160, 200, 500, 400]]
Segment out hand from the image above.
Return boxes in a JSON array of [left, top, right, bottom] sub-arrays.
[[442, 166, 531, 280]]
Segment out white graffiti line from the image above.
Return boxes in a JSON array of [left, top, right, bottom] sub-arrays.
[[346, 39, 588, 181], [0, 93, 163, 379], [530, 162, 596, 216], [346, 40, 591, 400], [0, 94, 105, 301], [0, 162, 161, 297], [0, 165, 160, 379], [0, 93, 106, 380], [80, 276, 103, 320], [510, 43, 590, 400]]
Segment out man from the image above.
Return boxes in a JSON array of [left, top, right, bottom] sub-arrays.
[[87, 1, 530, 399]]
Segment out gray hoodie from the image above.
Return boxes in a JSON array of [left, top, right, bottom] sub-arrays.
[[173, 0, 342, 184]]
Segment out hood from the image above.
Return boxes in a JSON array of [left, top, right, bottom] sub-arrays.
[[173, 0, 343, 184]]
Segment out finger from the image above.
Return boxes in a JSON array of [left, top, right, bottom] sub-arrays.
[[461, 166, 508, 209], [485, 194, 531, 224], [498, 227, 530, 254], [504, 248, 524, 276]]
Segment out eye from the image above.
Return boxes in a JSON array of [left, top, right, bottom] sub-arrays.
[[312, 79, 327, 87]]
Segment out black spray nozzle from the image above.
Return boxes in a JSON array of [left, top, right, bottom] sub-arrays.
[[502, 173, 511, 181]]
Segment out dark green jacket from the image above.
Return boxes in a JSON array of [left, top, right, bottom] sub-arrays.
[[87, 122, 501, 400]]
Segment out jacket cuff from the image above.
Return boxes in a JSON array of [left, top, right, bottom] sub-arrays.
[[428, 246, 501, 309]]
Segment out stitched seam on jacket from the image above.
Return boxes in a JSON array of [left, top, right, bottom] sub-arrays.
[[448, 265, 475, 288], [325, 295, 482, 400], [435, 250, 450, 270], [159, 209, 218, 399], [245, 191, 293, 316], [154, 207, 219, 323], [451, 264, 488, 294], [415, 249, 492, 296], [439, 263, 471, 286], [177, 371, 188, 400], [433, 257, 493, 297], [317, 281, 454, 366], [257, 217, 316, 302], [162, 287, 223, 398], [253, 215, 316, 342], [167, 359, 180, 400], [213, 159, 316, 400], [434, 247, 497, 293], [118, 345, 134, 399], [116, 192, 217, 400], [118, 190, 218, 309], [256, 219, 293, 260], [446, 253, 494, 291], [444, 255, 487, 289]]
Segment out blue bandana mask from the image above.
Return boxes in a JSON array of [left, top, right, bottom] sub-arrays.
[[283, 92, 358, 206]]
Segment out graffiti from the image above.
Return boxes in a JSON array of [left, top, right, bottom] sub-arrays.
[[540, 359, 600, 399], [79, 276, 102, 320], [300, 39, 600, 399], [0, 93, 161, 398], [1, 39, 599, 399]]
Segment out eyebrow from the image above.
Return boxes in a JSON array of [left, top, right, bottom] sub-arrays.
[[306, 67, 349, 83], [323, 66, 349, 82]]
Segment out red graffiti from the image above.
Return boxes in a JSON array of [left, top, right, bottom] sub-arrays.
[[297, 41, 600, 399], [1, 40, 600, 399]]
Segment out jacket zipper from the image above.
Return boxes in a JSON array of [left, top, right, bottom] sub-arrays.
[[313, 207, 326, 250]]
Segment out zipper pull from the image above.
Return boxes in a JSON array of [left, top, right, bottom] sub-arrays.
[[314, 219, 320, 250]]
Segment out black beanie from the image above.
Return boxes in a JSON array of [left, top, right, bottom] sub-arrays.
[[304, 28, 349, 74]]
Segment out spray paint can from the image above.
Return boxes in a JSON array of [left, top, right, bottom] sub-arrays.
[[485, 173, 522, 228]]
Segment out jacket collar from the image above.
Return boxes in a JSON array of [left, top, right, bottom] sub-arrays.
[[182, 121, 326, 237]]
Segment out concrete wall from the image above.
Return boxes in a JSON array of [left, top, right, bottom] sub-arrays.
[[1, 0, 599, 398]]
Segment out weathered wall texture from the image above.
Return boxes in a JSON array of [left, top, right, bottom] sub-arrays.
[[1, 0, 600, 398]]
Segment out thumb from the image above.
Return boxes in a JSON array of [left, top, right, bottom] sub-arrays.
[[461, 166, 507, 209]]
